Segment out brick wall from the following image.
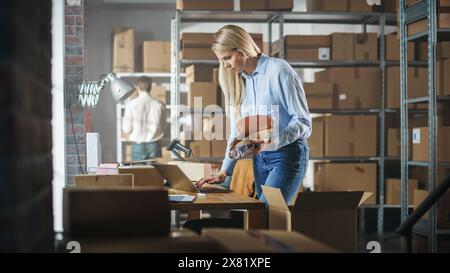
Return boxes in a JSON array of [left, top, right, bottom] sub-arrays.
[[65, 0, 86, 185], [0, 0, 54, 252]]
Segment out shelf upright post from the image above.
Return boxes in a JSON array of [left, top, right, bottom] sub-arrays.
[[378, 13, 386, 237]]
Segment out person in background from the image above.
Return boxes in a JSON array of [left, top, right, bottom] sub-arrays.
[[122, 76, 165, 160]]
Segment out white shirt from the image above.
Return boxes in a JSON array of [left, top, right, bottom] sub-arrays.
[[122, 90, 165, 143]]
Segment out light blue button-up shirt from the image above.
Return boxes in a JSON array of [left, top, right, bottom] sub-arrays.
[[220, 54, 312, 176]]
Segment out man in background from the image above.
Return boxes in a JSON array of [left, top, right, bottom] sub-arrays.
[[123, 76, 165, 160]]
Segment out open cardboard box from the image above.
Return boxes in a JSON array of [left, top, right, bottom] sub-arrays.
[[262, 186, 372, 252]]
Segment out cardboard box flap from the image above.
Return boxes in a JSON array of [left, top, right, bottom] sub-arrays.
[[358, 192, 374, 207], [257, 230, 338, 253], [262, 186, 290, 211], [293, 191, 368, 211]]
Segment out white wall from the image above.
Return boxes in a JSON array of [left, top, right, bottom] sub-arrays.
[[52, 0, 65, 233]]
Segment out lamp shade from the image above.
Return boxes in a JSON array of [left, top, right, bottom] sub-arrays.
[[109, 74, 135, 102]]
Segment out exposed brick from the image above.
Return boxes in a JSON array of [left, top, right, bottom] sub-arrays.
[[65, 45, 82, 56], [65, 15, 74, 26], [65, 5, 82, 15], [75, 15, 83, 25], [75, 26, 83, 37], [65, 36, 81, 46], [65, 66, 82, 77], [65, 25, 75, 35], [66, 144, 86, 154], [65, 56, 82, 66]]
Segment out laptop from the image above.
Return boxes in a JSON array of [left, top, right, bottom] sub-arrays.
[[152, 163, 231, 193]]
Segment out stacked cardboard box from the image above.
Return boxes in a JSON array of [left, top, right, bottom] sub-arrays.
[[314, 163, 377, 204], [118, 166, 165, 188], [412, 126, 450, 162], [74, 174, 134, 188], [240, 0, 294, 11], [309, 118, 325, 157], [331, 32, 378, 61], [321, 115, 378, 157], [386, 67, 428, 108], [407, 7, 450, 37], [150, 84, 167, 104], [437, 58, 450, 96], [418, 42, 450, 61], [112, 27, 135, 72], [181, 32, 263, 60], [303, 82, 336, 109], [306, 0, 375, 12], [315, 67, 380, 109], [176, 0, 234, 10], [188, 82, 218, 108], [387, 128, 413, 157], [385, 178, 419, 205], [185, 64, 215, 86], [385, 34, 414, 60], [142, 41, 170, 72], [272, 35, 331, 61]]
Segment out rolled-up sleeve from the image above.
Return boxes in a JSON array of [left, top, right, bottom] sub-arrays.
[[277, 64, 312, 148]]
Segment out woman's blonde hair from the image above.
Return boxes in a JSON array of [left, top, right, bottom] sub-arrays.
[[211, 25, 261, 115]]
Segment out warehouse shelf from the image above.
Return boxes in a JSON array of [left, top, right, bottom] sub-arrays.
[[310, 156, 380, 162], [408, 161, 450, 167], [117, 72, 186, 78], [172, 9, 398, 237], [407, 96, 450, 104], [399, 0, 449, 252]]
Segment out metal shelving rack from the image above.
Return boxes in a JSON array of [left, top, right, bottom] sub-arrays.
[[399, 0, 450, 253], [170, 9, 413, 236]]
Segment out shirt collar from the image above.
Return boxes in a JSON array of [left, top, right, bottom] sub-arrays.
[[241, 53, 269, 79]]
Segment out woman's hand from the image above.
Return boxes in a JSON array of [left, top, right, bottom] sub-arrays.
[[195, 171, 227, 188]]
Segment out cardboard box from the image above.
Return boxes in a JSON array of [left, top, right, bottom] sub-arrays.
[[202, 228, 337, 253], [211, 140, 228, 157], [385, 178, 419, 205], [411, 166, 450, 187], [386, 34, 414, 60], [118, 166, 164, 188], [63, 188, 170, 238], [386, 67, 428, 108], [419, 41, 450, 60], [167, 160, 213, 181], [349, 0, 373, 11], [306, 0, 348, 11], [161, 146, 172, 158], [176, 0, 234, 10], [272, 35, 331, 60], [408, 12, 450, 37], [181, 32, 263, 59], [314, 163, 377, 204], [303, 82, 336, 109], [414, 189, 450, 229], [112, 27, 135, 72], [309, 118, 325, 158], [323, 115, 377, 157], [240, 0, 294, 11], [383, 0, 398, 13], [387, 128, 401, 156], [188, 82, 218, 108], [74, 174, 134, 188], [331, 33, 355, 60], [354, 33, 378, 61], [150, 84, 167, 104], [437, 58, 450, 96], [315, 68, 380, 109], [262, 186, 372, 252], [186, 64, 215, 86], [412, 127, 450, 162], [142, 41, 170, 72]]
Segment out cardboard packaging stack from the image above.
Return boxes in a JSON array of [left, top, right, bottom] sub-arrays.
[[272, 35, 331, 61], [181, 32, 263, 60], [112, 27, 135, 73], [314, 163, 377, 205], [412, 126, 450, 162], [309, 115, 377, 157], [315, 67, 380, 109], [142, 41, 171, 73], [385, 178, 419, 205], [331, 32, 378, 61], [404, 0, 450, 37], [306, 0, 376, 12], [177, 0, 293, 11]]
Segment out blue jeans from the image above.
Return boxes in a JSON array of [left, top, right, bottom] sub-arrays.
[[131, 141, 162, 160], [253, 139, 309, 205]]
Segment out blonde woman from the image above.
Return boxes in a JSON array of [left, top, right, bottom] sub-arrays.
[[196, 25, 311, 205]]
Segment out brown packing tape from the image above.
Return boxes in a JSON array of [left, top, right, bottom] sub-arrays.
[[354, 166, 365, 174]]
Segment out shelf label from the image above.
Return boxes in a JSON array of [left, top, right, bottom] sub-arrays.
[[412, 128, 421, 144], [318, 48, 330, 60]]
